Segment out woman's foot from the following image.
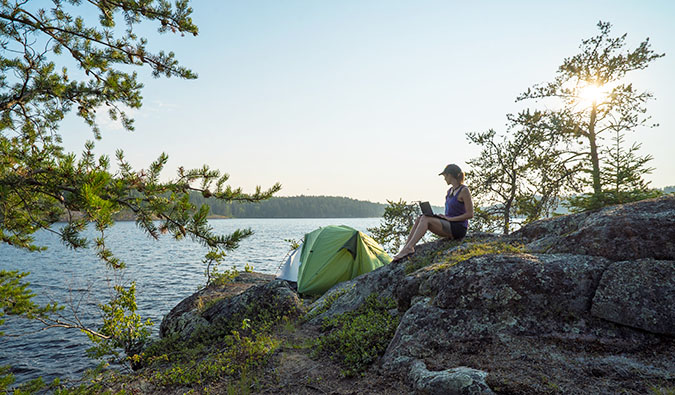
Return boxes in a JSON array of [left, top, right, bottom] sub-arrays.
[[392, 247, 415, 262]]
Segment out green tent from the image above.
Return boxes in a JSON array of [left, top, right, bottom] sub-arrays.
[[296, 225, 391, 295]]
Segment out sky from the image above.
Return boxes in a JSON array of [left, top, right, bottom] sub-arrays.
[[60, 0, 675, 206]]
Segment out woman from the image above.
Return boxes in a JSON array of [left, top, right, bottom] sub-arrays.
[[392, 164, 474, 261]]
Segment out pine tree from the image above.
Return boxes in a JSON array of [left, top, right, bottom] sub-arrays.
[[517, 21, 663, 211], [0, 0, 279, 368]]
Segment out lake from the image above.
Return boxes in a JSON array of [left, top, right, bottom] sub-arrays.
[[0, 217, 383, 385]]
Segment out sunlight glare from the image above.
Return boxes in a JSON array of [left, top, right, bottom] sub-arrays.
[[577, 83, 608, 106]]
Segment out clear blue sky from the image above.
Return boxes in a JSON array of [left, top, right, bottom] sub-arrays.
[[61, 0, 675, 206]]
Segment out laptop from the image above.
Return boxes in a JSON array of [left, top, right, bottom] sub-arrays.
[[419, 201, 443, 218]]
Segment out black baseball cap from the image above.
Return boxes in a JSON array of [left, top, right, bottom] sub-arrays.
[[439, 164, 461, 176]]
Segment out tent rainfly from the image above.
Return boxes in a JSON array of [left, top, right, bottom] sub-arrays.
[[277, 225, 391, 295]]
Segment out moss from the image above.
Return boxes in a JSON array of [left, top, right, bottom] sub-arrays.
[[312, 294, 400, 377], [405, 239, 465, 274], [651, 386, 675, 395], [433, 241, 525, 271]]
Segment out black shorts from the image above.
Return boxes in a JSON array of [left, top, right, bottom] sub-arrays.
[[440, 219, 467, 240]]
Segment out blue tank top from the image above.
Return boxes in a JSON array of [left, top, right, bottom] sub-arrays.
[[445, 185, 468, 228]]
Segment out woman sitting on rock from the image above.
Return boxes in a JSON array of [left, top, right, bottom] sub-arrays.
[[393, 164, 474, 261]]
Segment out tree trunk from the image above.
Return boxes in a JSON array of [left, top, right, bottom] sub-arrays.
[[503, 203, 511, 235], [588, 104, 602, 196]]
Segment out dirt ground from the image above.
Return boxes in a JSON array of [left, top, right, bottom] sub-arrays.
[[207, 323, 411, 395]]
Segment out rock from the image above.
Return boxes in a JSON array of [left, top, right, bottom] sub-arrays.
[[202, 279, 304, 330], [154, 197, 675, 393], [306, 237, 495, 324], [408, 360, 493, 395], [511, 195, 675, 261], [422, 253, 610, 330], [591, 259, 675, 336], [159, 272, 275, 339]]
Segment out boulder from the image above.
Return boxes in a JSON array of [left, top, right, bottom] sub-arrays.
[[159, 272, 275, 339], [408, 360, 493, 395], [382, 254, 614, 373], [591, 259, 675, 336], [510, 195, 675, 261], [202, 279, 304, 329]]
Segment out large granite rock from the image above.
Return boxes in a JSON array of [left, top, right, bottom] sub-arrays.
[[201, 279, 304, 328], [509, 195, 675, 261], [157, 196, 675, 394], [159, 273, 304, 340], [305, 196, 675, 393], [591, 259, 675, 336]]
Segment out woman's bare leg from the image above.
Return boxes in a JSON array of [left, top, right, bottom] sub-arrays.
[[395, 216, 452, 260], [403, 216, 423, 247], [394, 216, 424, 260]]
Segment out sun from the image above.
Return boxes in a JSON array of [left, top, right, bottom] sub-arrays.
[[576, 83, 608, 106]]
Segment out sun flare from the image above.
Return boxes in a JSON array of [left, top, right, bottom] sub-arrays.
[[577, 83, 608, 106]]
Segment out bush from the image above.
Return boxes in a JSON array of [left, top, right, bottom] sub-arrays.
[[313, 295, 400, 377]]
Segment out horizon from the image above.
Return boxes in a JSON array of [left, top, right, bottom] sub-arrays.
[[58, 1, 675, 206]]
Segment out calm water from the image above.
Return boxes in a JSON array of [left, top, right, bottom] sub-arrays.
[[0, 218, 382, 385]]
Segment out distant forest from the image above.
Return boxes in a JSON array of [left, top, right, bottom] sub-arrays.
[[190, 194, 388, 218]]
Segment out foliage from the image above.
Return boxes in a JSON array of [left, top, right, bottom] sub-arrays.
[[284, 238, 302, 251], [404, 240, 524, 273], [189, 194, 386, 218], [313, 294, 400, 377], [0, 365, 63, 395], [404, 239, 465, 274], [367, 199, 420, 254], [565, 129, 663, 211], [650, 386, 675, 395], [516, 21, 663, 211], [141, 291, 297, 390], [0, 270, 61, 335], [86, 282, 152, 365], [304, 285, 351, 321], [466, 119, 577, 234], [0, 0, 280, 377], [149, 329, 279, 387]]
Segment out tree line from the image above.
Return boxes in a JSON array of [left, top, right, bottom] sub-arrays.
[[189, 194, 386, 218]]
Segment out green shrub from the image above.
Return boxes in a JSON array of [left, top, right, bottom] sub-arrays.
[[140, 291, 296, 389], [150, 330, 279, 386], [313, 294, 399, 377]]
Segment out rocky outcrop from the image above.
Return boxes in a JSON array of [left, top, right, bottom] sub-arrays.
[[591, 259, 675, 336], [306, 195, 675, 394], [159, 273, 303, 340], [201, 279, 304, 329], [159, 195, 675, 394], [509, 195, 675, 261]]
